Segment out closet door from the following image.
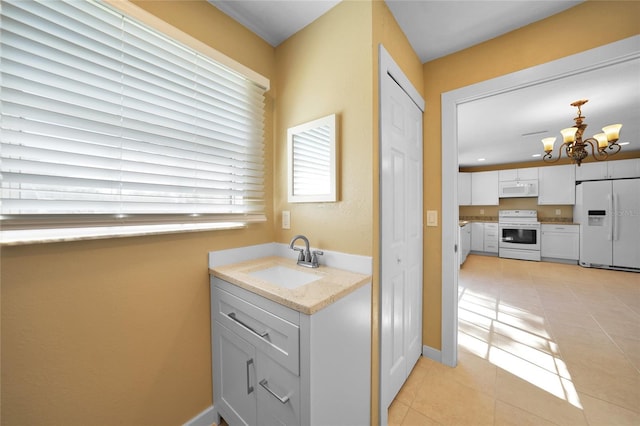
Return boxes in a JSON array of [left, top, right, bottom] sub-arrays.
[[380, 49, 423, 416]]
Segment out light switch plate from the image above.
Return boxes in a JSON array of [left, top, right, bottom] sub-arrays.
[[555, 209, 561, 216], [282, 210, 290, 229], [426, 210, 438, 227]]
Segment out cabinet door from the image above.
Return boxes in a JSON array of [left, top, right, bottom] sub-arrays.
[[517, 167, 539, 180], [471, 223, 484, 252], [257, 353, 301, 426], [499, 169, 519, 182], [214, 324, 257, 426], [575, 162, 607, 181], [538, 164, 576, 205], [608, 158, 640, 179], [458, 172, 472, 205], [541, 226, 579, 260], [471, 171, 499, 205]]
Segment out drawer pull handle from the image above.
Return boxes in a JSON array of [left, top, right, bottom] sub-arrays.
[[228, 312, 269, 338], [259, 379, 290, 404], [246, 359, 254, 394]]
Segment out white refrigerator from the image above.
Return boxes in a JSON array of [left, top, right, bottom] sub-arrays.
[[575, 178, 640, 270]]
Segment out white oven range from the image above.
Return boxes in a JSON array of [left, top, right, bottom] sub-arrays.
[[498, 210, 541, 261]]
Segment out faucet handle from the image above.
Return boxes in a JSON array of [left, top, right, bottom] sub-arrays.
[[292, 246, 305, 261], [311, 250, 323, 267]]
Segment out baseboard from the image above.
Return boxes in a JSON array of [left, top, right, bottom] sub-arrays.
[[422, 345, 441, 363], [183, 405, 217, 426]]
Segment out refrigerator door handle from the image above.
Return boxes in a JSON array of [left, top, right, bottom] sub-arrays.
[[607, 193, 613, 241], [613, 192, 619, 241]]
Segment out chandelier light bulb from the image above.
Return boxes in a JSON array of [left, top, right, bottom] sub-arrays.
[[602, 124, 622, 141], [560, 127, 577, 143], [593, 133, 608, 149], [541, 137, 556, 152]]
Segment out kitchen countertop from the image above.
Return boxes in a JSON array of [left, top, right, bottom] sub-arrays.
[[209, 256, 371, 315]]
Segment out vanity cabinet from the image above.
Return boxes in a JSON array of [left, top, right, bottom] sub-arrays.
[[538, 164, 576, 205], [541, 224, 579, 261], [211, 277, 371, 426]]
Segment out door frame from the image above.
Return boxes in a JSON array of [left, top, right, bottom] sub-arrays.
[[440, 35, 640, 367], [378, 44, 425, 425]]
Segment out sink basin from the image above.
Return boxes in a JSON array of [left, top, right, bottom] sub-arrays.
[[248, 265, 321, 289]]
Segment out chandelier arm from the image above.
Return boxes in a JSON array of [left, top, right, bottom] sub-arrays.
[[608, 141, 622, 156], [584, 138, 609, 162], [542, 142, 565, 164]]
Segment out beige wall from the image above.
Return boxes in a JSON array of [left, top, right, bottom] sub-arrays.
[[0, 2, 276, 425], [422, 0, 640, 349], [274, 1, 374, 255]]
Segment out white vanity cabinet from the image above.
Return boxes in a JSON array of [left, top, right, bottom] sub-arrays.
[[541, 224, 579, 262], [538, 164, 576, 205], [211, 276, 371, 426]]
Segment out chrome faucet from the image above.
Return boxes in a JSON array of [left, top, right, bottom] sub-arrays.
[[289, 234, 323, 268]]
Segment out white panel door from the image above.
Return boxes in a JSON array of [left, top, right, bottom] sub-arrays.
[[613, 179, 640, 268], [215, 324, 257, 426], [380, 64, 423, 413]]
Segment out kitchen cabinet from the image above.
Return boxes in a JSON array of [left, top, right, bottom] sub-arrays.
[[499, 167, 538, 182], [538, 164, 576, 205], [459, 223, 471, 265], [575, 158, 640, 181], [458, 172, 472, 206], [471, 171, 499, 205], [470, 222, 498, 254], [471, 222, 484, 252], [484, 223, 499, 253], [211, 277, 371, 426], [541, 224, 579, 261]]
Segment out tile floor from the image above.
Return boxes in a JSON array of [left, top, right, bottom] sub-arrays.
[[389, 254, 640, 426]]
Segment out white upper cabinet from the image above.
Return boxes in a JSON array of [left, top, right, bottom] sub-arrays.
[[458, 172, 472, 206], [471, 171, 499, 205], [538, 164, 576, 205], [607, 158, 640, 179], [499, 167, 538, 182], [575, 158, 640, 181]]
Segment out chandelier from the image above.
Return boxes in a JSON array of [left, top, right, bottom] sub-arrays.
[[541, 99, 622, 167]]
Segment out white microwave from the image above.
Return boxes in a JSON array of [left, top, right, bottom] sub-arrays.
[[498, 179, 538, 198]]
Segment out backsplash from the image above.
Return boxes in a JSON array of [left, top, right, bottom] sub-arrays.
[[459, 197, 574, 222]]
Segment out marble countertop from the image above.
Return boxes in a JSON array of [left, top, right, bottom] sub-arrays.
[[209, 256, 371, 315]]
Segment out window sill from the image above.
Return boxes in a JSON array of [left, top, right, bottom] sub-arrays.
[[0, 222, 247, 246]]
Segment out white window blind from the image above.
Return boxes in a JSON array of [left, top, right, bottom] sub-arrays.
[[0, 0, 266, 240]]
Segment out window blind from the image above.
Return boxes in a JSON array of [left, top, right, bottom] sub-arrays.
[[0, 0, 266, 237]]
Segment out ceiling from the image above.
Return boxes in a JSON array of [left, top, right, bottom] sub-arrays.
[[208, 0, 639, 167]]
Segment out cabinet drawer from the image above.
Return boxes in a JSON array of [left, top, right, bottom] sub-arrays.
[[541, 224, 578, 233], [214, 286, 300, 375], [257, 352, 301, 425]]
